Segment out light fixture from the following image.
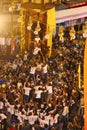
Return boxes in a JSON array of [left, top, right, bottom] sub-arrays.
[[9, 7, 13, 12], [35, 21, 41, 32], [18, 14, 24, 23], [83, 22, 87, 38], [35, 35, 40, 42], [44, 25, 49, 39], [34, 30, 39, 35], [27, 26, 32, 31], [27, 16, 33, 31], [83, 33, 87, 38], [45, 34, 49, 39], [58, 26, 64, 42], [18, 16, 22, 23], [69, 26, 76, 40], [9, 2, 16, 12]]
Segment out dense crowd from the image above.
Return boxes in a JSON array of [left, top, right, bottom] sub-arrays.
[[0, 34, 84, 130]]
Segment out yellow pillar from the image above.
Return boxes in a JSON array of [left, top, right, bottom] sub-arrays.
[[84, 38, 87, 130], [78, 63, 81, 89], [47, 7, 56, 57]]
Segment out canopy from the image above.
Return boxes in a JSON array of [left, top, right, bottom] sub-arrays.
[[56, 5, 87, 23]]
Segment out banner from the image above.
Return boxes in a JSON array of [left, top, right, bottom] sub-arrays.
[[56, 6, 87, 23], [78, 63, 81, 88], [47, 7, 56, 57]]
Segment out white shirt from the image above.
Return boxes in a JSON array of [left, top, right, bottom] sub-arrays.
[[0, 37, 5, 46], [39, 118, 45, 127], [43, 64, 48, 73], [44, 115, 51, 125], [33, 47, 41, 55], [30, 67, 36, 74], [32, 115, 38, 123], [27, 115, 34, 125], [17, 82, 22, 89], [17, 112, 23, 123], [35, 90, 42, 98], [46, 85, 52, 94], [24, 54, 28, 61], [62, 106, 69, 116], [9, 104, 15, 114], [34, 85, 42, 91], [12, 63, 17, 70], [0, 101, 4, 109], [24, 87, 31, 96], [36, 63, 42, 71], [0, 113, 7, 120]]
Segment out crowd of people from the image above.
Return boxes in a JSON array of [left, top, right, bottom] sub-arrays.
[[0, 33, 84, 130]]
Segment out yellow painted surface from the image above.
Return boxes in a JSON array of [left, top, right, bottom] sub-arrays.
[[47, 7, 56, 57], [84, 38, 87, 129], [78, 63, 81, 88], [22, 0, 29, 2]]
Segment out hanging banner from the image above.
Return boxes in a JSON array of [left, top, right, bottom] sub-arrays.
[[47, 7, 56, 57], [56, 6, 87, 23]]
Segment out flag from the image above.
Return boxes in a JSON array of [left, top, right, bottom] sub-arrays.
[[78, 63, 81, 88], [78, 63, 80, 73], [47, 7, 56, 31]]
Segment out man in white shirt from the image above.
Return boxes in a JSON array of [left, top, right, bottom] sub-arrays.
[[23, 86, 31, 103], [36, 62, 43, 77], [62, 102, 69, 125], [46, 83, 53, 103], [23, 51, 28, 61], [30, 65, 36, 84], [0, 100, 4, 111], [17, 80, 22, 89], [35, 89, 42, 105], [33, 47, 41, 56], [0, 113, 7, 121], [42, 63, 48, 84]]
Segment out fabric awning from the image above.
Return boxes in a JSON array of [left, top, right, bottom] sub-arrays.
[[56, 5, 87, 23]]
